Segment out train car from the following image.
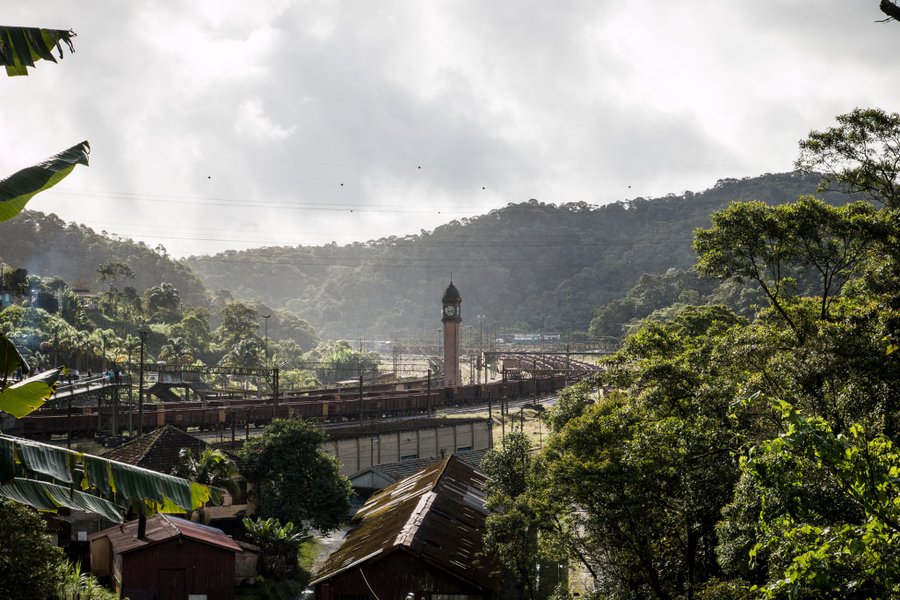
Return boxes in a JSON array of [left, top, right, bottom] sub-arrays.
[[11, 372, 580, 439]]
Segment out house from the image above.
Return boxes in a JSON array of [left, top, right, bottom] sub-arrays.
[[90, 514, 242, 600], [312, 454, 497, 600]]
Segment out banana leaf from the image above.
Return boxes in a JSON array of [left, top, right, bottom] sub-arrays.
[[0, 367, 60, 418], [0, 141, 90, 223], [108, 461, 195, 513], [0, 477, 123, 523], [0, 27, 76, 76], [14, 436, 77, 483], [0, 333, 29, 377], [0, 435, 221, 522], [82, 453, 112, 496]]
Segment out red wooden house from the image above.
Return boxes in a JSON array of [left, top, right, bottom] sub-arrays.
[[90, 514, 242, 600]]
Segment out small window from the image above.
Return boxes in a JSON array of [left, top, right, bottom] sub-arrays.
[[400, 454, 418, 462], [456, 446, 472, 452]]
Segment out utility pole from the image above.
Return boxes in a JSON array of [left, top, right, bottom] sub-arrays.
[[137, 327, 149, 436], [273, 367, 280, 416], [501, 367, 507, 444], [427, 369, 432, 417], [487, 393, 493, 448]]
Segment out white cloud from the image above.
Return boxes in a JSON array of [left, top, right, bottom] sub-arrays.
[[234, 96, 297, 142], [0, 1, 898, 257]]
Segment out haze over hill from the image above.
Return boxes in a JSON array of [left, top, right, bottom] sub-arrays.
[[186, 172, 852, 339], [0, 172, 853, 341]]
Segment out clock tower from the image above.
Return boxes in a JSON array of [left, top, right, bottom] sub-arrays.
[[441, 282, 462, 387]]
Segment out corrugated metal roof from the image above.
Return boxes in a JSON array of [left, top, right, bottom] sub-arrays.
[[90, 514, 242, 554], [312, 454, 492, 589], [349, 449, 488, 488]]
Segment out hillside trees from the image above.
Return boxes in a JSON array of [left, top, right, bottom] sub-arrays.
[[489, 108, 900, 599], [694, 197, 887, 330], [187, 173, 847, 338], [534, 306, 748, 599], [145, 282, 181, 323], [308, 340, 380, 384]]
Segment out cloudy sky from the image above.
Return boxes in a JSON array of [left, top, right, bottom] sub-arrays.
[[2, 1, 899, 258]]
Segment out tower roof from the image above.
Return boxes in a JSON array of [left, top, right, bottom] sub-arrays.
[[442, 281, 461, 303]]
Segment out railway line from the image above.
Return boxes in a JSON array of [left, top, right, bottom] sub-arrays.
[[3, 348, 604, 444]]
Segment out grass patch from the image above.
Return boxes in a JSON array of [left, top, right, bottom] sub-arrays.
[[299, 537, 320, 573]]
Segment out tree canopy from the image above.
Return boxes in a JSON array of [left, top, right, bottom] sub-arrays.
[[478, 107, 900, 599], [238, 418, 352, 534]]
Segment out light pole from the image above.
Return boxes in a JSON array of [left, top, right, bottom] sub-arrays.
[[260, 314, 271, 368]]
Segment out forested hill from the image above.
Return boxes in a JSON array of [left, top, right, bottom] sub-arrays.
[[0, 211, 208, 306], [187, 172, 852, 339]]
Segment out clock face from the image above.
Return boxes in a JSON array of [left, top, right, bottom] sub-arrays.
[[444, 305, 457, 317]]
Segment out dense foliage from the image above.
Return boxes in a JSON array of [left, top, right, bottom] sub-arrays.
[[484, 108, 900, 599], [0, 499, 63, 599], [237, 418, 352, 534], [243, 516, 308, 580]]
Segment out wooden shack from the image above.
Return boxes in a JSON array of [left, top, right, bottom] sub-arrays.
[[313, 454, 496, 600], [89, 514, 241, 600]]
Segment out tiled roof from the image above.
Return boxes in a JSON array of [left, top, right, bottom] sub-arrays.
[[313, 454, 492, 589], [102, 426, 213, 474], [90, 514, 242, 554]]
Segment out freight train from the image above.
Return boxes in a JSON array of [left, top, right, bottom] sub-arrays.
[[12, 373, 577, 440]]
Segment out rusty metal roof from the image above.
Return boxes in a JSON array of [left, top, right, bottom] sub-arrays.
[[90, 513, 242, 554], [350, 448, 488, 489], [312, 453, 492, 589]]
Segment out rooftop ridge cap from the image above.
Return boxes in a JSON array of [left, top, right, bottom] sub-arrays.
[[430, 453, 454, 492]]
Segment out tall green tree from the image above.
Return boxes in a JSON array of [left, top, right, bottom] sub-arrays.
[[694, 196, 885, 331], [536, 306, 747, 600], [720, 400, 900, 599], [310, 340, 380, 384], [238, 418, 351, 534], [795, 107, 900, 209], [215, 301, 258, 348], [145, 282, 181, 323], [481, 432, 542, 600], [0, 499, 63, 600]]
